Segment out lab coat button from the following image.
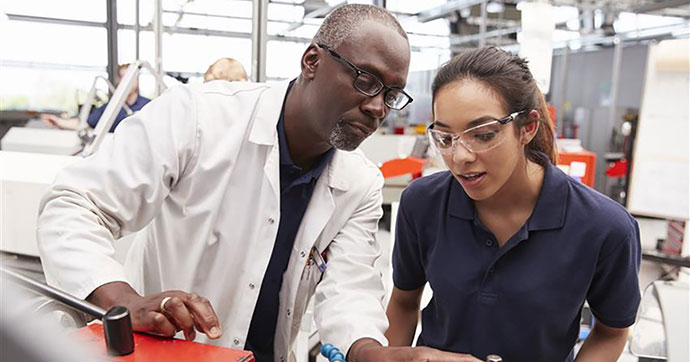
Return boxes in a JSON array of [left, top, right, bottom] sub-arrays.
[[299, 250, 306, 258], [249, 283, 255, 289], [286, 308, 292, 317], [233, 338, 240, 345], [268, 217, 275, 224]]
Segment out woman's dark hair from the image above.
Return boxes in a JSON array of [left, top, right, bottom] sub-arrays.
[[431, 47, 557, 166]]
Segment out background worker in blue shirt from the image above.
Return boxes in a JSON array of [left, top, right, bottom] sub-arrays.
[[386, 47, 641, 362], [41, 63, 150, 132]]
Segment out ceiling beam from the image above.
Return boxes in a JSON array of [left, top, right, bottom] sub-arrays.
[[417, 0, 485, 23], [634, 0, 690, 13]]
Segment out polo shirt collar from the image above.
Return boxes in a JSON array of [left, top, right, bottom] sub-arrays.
[[448, 164, 569, 231], [528, 163, 568, 231], [448, 176, 474, 220]]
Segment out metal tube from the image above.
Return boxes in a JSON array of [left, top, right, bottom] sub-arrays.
[[106, 0, 119, 86], [251, 0, 268, 83], [135, 0, 140, 60], [153, 0, 163, 96], [555, 46, 569, 135], [0, 267, 106, 319], [608, 36, 623, 134], [479, 0, 488, 47]]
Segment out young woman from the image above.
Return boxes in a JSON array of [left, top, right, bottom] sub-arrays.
[[386, 47, 641, 362]]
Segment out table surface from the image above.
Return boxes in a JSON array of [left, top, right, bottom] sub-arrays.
[[75, 323, 254, 362]]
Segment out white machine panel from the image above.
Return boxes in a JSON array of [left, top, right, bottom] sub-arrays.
[[1, 127, 82, 156], [0, 151, 80, 256]]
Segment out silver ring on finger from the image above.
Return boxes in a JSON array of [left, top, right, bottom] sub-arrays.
[[159, 296, 173, 313]]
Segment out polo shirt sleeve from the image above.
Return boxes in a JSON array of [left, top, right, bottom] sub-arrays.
[[392, 190, 427, 291], [87, 104, 106, 128], [586, 218, 641, 328]]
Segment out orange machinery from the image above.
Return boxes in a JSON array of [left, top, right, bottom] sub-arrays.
[[75, 323, 254, 362], [379, 156, 426, 179], [557, 151, 597, 188], [380, 151, 596, 188]]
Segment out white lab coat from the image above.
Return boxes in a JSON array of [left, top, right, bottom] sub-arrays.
[[37, 80, 388, 362]]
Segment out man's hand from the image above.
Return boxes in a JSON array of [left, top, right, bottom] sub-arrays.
[[348, 338, 482, 362], [87, 282, 222, 341]]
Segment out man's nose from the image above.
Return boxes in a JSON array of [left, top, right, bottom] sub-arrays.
[[361, 92, 387, 120]]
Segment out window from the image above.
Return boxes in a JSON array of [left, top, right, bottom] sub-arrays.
[[2, 0, 106, 22], [0, 20, 107, 111]]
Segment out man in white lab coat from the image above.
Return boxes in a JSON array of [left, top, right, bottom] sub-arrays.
[[37, 4, 477, 362]]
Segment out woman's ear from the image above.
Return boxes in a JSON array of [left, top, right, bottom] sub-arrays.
[[521, 109, 541, 144], [300, 44, 321, 81]]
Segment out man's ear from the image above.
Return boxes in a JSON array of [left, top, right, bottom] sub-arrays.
[[300, 44, 321, 81], [521, 109, 541, 144]]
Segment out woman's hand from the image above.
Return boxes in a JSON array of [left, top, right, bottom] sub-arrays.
[[348, 338, 483, 362]]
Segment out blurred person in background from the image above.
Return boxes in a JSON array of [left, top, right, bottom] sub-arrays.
[[203, 57, 248, 82], [41, 63, 150, 133]]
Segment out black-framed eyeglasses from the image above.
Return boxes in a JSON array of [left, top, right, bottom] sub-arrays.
[[427, 110, 527, 154], [317, 43, 413, 110]]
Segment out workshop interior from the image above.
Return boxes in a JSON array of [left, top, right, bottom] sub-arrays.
[[0, 1, 689, 361]]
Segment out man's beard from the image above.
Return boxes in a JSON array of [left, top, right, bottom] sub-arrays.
[[328, 119, 366, 151]]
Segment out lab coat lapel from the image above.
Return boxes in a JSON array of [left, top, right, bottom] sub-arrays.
[[294, 175, 333, 256], [295, 153, 348, 251], [264, 143, 280, 203], [248, 81, 290, 203]]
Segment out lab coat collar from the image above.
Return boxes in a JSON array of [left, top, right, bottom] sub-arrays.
[[250, 79, 351, 192], [248, 80, 291, 146], [323, 151, 351, 192]]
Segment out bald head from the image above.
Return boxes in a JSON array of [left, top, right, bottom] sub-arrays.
[[204, 58, 248, 82], [313, 4, 408, 49]]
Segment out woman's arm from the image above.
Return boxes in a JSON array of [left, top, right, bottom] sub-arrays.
[[574, 319, 629, 362], [385, 286, 425, 346]]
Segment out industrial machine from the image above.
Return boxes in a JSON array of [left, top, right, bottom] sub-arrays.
[[0, 60, 162, 258]]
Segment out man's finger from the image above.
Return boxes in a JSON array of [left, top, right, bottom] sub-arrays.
[[184, 293, 222, 339], [162, 296, 196, 341], [143, 311, 177, 337]]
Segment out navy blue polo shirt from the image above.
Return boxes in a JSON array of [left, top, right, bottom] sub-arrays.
[[245, 83, 335, 362], [87, 94, 150, 132], [393, 164, 641, 362]]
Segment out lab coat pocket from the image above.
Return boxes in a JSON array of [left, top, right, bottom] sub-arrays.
[[308, 263, 324, 295], [293, 260, 324, 328], [299, 260, 324, 296]]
